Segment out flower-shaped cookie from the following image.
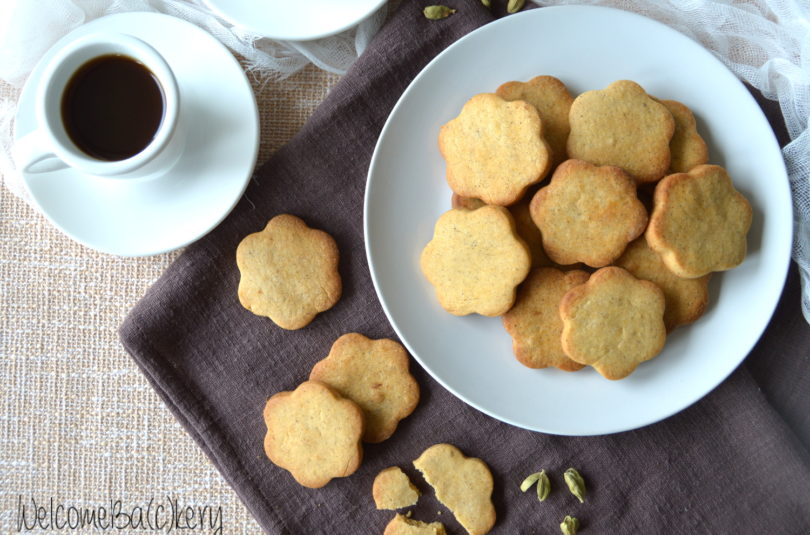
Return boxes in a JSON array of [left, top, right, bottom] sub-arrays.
[[530, 159, 648, 267], [420, 206, 531, 316], [413, 444, 496, 535], [567, 80, 674, 183], [439, 93, 551, 205], [452, 193, 553, 269], [616, 237, 710, 331], [646, 164, 752, 278], [502, 267, 590, 371], [560, 267, 666, 380], [496, 75, 574, 168], [309, 333, 419, 443], [262, 380, 363, 488], [236, 214, 341, 330]]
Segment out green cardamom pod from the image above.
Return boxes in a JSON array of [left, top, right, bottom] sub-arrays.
[[423, 5, 456, 20], [481, 0, 492, 8], [536, 470, 551, 501], [519, 471, 542, 492], [507, 0, 526, 13], [564, 467, 586, 503], [560, 515, 580, 535]]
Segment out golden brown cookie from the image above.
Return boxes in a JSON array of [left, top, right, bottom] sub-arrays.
[[560, 267, 666, 380], [659, 99, 709, 173], [567, 80, 674, 183], [615, 237, 710, 331], [262, 380, 363, 488], [530, 159, 648, 267], [451, 193, 553, 269], [420, 206, 531, 316], [384, 514, 447, 535], [309, 333, 419, 443], [413, 444, 496, 535], [496, 75, 574, 168], [646, 164, 752, 278], [373, 467, 421, 510], [439, 93, 551, 205], [236, 214, 341, 330], [502, 267, 590, 370]]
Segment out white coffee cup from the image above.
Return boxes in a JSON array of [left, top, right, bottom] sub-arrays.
[[13, 32, 184, 179]]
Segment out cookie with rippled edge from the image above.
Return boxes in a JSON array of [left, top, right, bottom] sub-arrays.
[[658, 98, 709, 173], [373, 467, 421, 510], [567, 80, 674, 183], [451, 193, 553, 269], [530, 159, 648, 268], [262, 380, 363, 488], [237, 214, 341, 330], [646, 164, 752, 278], [439, 93, 551, 205], [413, 444, 496, 535], [384, 514, 447, 535], [616, 237, 710, 331], [309, 333, 419, 443], [496, 75, 574, 168], [560, 266, 666, 380], [503, 267, 590, 371], [420, 206, 531, 316]]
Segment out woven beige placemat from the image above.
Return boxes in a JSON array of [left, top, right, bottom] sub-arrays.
[[0, 64, 340, 534]]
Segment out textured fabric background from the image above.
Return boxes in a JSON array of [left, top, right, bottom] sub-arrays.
[[0, 64, 339, 534]]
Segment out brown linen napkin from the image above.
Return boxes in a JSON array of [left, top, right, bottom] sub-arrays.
[[120, 2, 810, 533]]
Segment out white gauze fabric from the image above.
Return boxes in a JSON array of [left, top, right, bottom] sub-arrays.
[[533, 0, 810, 323], [0, 0, 387, 197]]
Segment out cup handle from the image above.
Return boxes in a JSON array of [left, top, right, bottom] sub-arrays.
[[12, 129, 69, 174]]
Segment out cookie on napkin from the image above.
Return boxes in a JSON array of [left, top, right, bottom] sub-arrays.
[[262, 380, 363, 488], [309, 333, 419, 443], [373, 467, 421, 510], [384, 514, 447, 535], [413, 444, 496, 535], [236, 214, 341, 330]]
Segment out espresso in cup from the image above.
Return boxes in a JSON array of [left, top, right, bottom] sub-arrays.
[[62, 54, 164, 161], [13, 32, 183, 179]]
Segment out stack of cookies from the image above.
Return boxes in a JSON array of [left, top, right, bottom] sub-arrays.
[[421, 78, 752, 380], [262, 333, 420, 487]]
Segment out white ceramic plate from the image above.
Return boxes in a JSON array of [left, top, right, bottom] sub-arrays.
[[15, 13, 259, 257], [202, 0, 386, 41], [364, 6, 792, 436]]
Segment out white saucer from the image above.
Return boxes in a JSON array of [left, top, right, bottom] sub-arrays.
[[202, 0, 386, 41], [15, 12, 259, 257]]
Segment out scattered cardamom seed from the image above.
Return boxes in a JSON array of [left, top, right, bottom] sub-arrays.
[[564, 467, 586, 503], [481, 0, 491, 8], [520, 471, 542, 492], [423, 5, 456, 20], [507, 0, 526, 13], [536, 470, 551, 501], [560, 515, 580, 535]]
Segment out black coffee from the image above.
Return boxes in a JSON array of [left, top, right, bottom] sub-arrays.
[[61, 54, 164, 161]]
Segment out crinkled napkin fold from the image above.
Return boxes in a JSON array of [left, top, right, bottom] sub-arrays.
[[120, 2, 810, 533]]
